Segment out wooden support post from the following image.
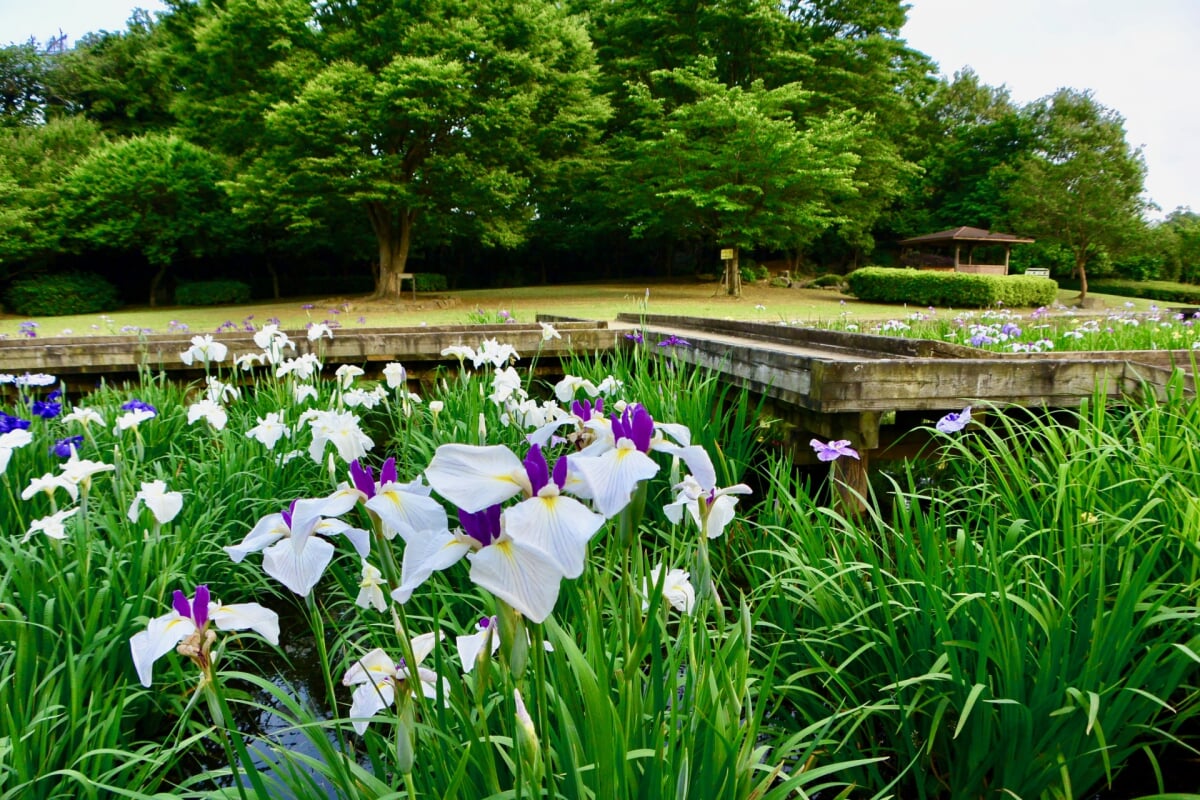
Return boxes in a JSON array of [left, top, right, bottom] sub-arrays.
[[777, 408, 880, 515], [834, 447, 869, 515]]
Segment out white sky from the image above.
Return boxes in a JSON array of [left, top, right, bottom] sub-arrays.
[[903, 0, 1200, 218], [2, 0, 1196, 217], [0, 0, 167, 47]]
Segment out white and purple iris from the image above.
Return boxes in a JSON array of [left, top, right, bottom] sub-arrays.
[[342, 632, 448, 734], [398, 443, 603, 621], [331, 457, 449, 541], [226, 496, 370, 596], [129, 585, 279, 687]]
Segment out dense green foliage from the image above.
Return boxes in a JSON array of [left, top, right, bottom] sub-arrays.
[[0, 0, 1185, 302], [846, 267, 1058, 307], [174, 279, 252, 307], [5, 270, 120, 315], [413, 272, 449, 293], [3, 335, 1200, 797]]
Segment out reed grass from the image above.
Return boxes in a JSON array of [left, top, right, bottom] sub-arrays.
[[1, 328, 1198, 799]]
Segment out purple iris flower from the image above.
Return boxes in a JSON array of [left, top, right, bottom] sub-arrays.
[[31, 399, 62, 419], [522, 444, 568, 494], [570, 397, 602, 421], [121, 398, 158, 415], [50, 435, 84, 458], [624, 332, 644, 344], [0, 413, 31, 434], [968, 334, 996, 347], [936, 406, 972, 434], [657, 335, 690, 348], [810, 439, 860, 462], [349, 457, 398, 499], [172, 585, 211, 628], [1000, 323, 1022, 337], [611, 404, 654, 452], [280, 499, 299, 530], [459, 504, 503, 548]]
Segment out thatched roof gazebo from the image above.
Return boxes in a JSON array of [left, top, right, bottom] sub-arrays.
[[898, 226, 1035, 275]]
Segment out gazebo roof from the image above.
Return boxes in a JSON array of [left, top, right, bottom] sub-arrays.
[[898, 226, 1035, 247]]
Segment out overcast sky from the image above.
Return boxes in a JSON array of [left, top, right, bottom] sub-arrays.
[[903, 0, 1200, 218], [3, 0, 1197, 217]]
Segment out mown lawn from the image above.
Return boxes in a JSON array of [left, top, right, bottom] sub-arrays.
[[0, 278, 1151, 338]]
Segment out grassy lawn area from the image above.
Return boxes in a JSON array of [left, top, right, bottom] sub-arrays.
[[0, 278, 1150, 338]]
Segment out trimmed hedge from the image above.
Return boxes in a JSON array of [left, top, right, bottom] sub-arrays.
[[1087, 278, 1200, 306], [414, 272, 448, 292], [846, 267, 1058, 308], [5, 271, 121, 316], [175, 280, 252, 306]]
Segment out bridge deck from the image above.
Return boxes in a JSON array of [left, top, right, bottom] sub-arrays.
[[2, 315, 1191, 425], [623, 314, 1195, 415]]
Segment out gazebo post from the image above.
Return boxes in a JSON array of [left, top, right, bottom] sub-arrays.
[[954, 245, 960, 268], [1004, 247, 1011, 273]]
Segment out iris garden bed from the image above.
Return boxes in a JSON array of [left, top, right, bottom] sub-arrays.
[[2, 322, 1199, 799]]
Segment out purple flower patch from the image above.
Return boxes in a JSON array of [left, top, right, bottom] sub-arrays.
[[810, 439, 859, 462], [935, 406, 972, 434]]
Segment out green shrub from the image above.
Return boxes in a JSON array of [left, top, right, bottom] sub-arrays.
[[737, 262, 768, 283], [809, 273, 845, 289], [846, 267, 1057, 308], [5, 271, 121, 316], [414, 272, 448, 292], [175, 279, 252, 306], [1088, 278, 1200, 306]]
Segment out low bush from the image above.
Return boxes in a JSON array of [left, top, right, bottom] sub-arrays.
[[809, 273, 846, 289], [175, 279, 252, 306], [5, 271, 121, 316], [414, 272, 448, 292], [1087, 278, 1200, 306], [846, 267, 1058, 308]]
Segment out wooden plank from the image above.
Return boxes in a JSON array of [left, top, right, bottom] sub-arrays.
[[807, 357, 1137, 412], [0, 322, 618, 376], [624, 313, 978, 358]]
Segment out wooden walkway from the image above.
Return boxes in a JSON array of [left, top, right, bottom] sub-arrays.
[[624, 313, 1195, 451], [3, 313, 1192, 458]]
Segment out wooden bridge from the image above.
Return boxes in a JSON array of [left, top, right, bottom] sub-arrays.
[[3, 314, 1193, 495]]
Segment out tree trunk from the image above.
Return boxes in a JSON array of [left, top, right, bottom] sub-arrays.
[[723, 247, 742, 296], [148, 263, 168, 307], [1076, 253, 1089, 303], [266, 259, 281, 300], [368, 206, 414, 301]]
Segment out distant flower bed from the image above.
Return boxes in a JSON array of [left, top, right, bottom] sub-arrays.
[[802, 302, 1200, 353]]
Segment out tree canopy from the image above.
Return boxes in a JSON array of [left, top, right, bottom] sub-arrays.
[[0, 0, 1175, 304], [1005, 89, 1148, 300]]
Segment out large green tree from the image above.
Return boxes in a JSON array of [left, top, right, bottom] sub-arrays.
[[59, 134, 234, 305], [620, 64, 860, 293], [889, 69, 1032, 238], [1006, 89, 1148, 301], [579, 0, 928, 270], [42, 11, 176, 136], [0, 116, 106, 277], [190, 0, 608, 300], [0, 41, 50, 127]]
